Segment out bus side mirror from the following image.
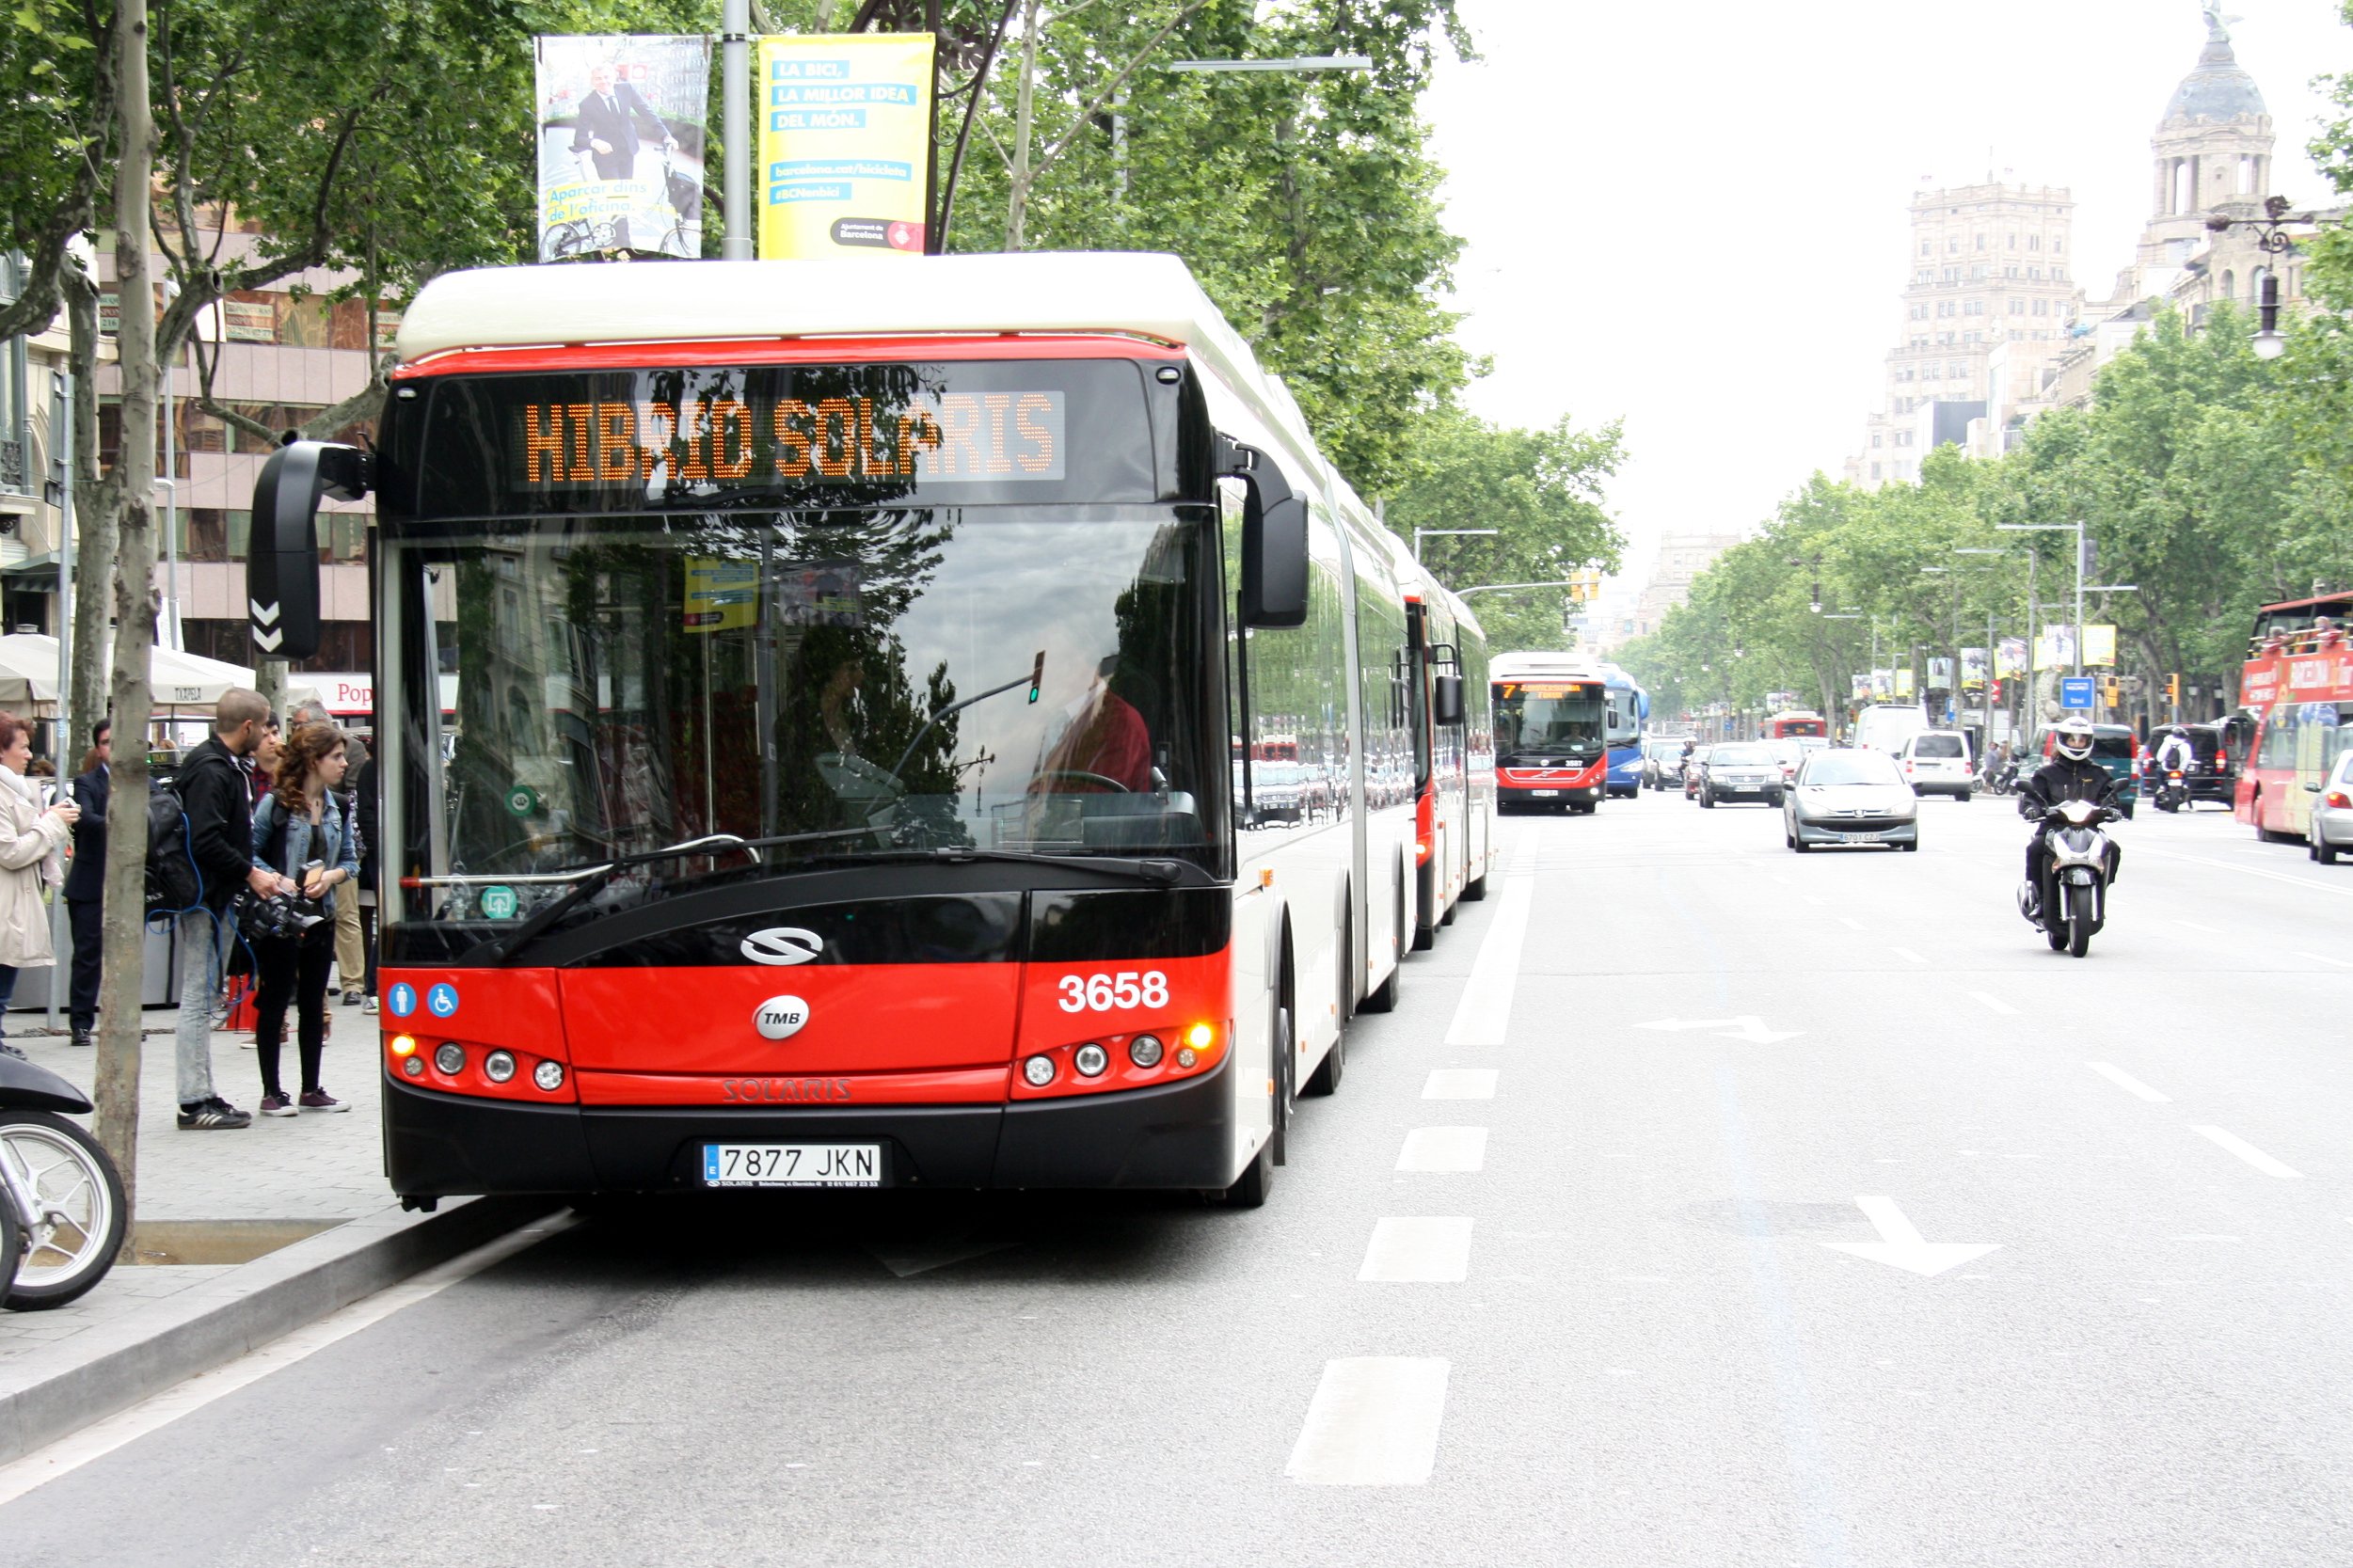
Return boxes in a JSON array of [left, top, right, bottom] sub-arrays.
[[249, 440, 370, 660], [1433, 673, 1465, 727], [1221, 438, 1308, 629]]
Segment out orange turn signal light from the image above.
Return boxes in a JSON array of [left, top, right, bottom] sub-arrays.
[[390, 1034, 419, 1056]]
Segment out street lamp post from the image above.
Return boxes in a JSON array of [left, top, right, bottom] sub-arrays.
[[2205, 195, 2319, 360]]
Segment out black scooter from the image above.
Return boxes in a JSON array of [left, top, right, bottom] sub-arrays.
[[0, 1052, 127, 1309]]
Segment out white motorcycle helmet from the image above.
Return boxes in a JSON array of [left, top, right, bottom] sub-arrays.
[[2052, 716, 2095, 762]]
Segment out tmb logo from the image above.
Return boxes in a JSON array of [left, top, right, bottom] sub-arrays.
[[741, 927, 823, 966], [754, 995, 811, 1041]]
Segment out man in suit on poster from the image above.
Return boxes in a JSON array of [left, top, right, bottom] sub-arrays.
[[570, 61, 679, 249]]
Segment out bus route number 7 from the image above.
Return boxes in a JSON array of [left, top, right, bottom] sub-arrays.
[[1057, 971, 1169, 1013]]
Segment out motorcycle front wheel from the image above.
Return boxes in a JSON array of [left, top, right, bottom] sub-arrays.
[[1, 1111, 127, 1310], [2066, 889, 2095, 958]]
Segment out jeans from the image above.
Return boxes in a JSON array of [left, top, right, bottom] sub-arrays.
[[175, 908, 226, 1107], [254, 921, 335, 1100], [0, 961, 16, 1036], [68, 897, 101, 1030]]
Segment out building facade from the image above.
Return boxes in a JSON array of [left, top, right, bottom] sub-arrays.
[[1851, 180, 2081, 486]]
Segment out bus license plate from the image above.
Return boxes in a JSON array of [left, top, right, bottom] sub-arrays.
[[1530, 789, 1559, 798], [702, 1143, 882, 1188]]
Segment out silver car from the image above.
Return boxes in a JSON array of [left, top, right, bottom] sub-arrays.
[[2309, 751, 2353, 865], [1785, 748, 1919, 851]]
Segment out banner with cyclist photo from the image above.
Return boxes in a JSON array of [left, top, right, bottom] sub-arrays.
[[756, 33, 936, 260], [536, 35, 710, 261]]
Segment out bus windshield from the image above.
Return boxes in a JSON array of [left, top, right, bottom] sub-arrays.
[[1492, 680, 1604, 761], [391, 506, 1223, 935]]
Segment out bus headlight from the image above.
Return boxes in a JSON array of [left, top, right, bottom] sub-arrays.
[[484, 1050, 517, 1084], [533, 1060, 565, 1092], [1022, 1054, 1056, 1087], [1074, 1043, 1107, 1078], [402, 1054, 425, 1078], [1128, 1034, 1164, 1069], [433, 1042, 466, 1075]]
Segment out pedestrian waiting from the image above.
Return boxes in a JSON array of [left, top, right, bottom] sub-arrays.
[[65, 719, 110, 1049], [0, 709, 79, 1059], [248, 721, 359, 1115]]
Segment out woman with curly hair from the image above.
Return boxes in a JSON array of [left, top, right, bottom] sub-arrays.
[[249, 721, 359, 1114], [0, 710, 77, 1059]]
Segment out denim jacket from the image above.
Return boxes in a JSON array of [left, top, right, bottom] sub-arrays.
[[251, 791, 362, 916]]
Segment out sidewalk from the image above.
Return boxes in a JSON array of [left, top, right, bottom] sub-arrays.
[[0, 1004, 549, 1464]]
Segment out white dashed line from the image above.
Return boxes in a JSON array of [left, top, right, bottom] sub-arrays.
[[2173, 919, 2222, 936], [1891, 946, 1927, 965], [1444, 876, 1534, 1047], [2192, 1126, 2303, 1180], [1423, 1069, 1498, 1101], [1395, 1127, 1489, 1173], [1839, 917, 1865, 931], [2297, 950, 2353, 970], [1286, 1357, 1450, 1485], [2087, 1061, 2171, 1103], [1968, 990, 2017, 1015], [1359, 1217, 1475, 1282]]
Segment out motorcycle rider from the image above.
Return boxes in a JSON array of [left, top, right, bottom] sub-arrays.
[[2020, 716, 2125, 912], [2154, 725, 2193, 776]]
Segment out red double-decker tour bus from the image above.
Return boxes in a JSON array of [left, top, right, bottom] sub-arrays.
[[1765, 709, 1829, 740], [1487, 653, 1607, 815], [2235, 591, 2353, 842], [248, 254, 1497, 1210]]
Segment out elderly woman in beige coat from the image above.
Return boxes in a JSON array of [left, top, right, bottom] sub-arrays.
[[0, 709, 79, 1060]]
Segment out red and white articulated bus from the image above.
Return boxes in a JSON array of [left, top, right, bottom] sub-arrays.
[[248, 253, 1496, 1209], [2235, 591, 2353, 842], [1487, 653, 1607, 815], [1405, 571, 1495, 948], [1764, 709, 1829, 740]]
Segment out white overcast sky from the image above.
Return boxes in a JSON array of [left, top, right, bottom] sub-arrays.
[[1422, 0, 2352, 592]]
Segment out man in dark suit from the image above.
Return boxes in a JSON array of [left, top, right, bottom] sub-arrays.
[[65, 719, 108, 1049], [570, 62, 678, 249]]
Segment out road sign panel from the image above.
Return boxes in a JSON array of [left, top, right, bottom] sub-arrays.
[[2059, 676, 2095, 708]]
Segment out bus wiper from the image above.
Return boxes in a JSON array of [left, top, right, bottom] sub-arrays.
[[483, 829, 871, 962], [850, 847, 1184, 885]]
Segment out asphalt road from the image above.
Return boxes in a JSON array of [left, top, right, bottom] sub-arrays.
[[8, 784, 2351, 1567]]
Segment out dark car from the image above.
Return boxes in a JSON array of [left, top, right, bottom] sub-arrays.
[[2146, 722, 2235, 805], [1696, 742, 1785, 808], [2038, 722, 2139, 818]]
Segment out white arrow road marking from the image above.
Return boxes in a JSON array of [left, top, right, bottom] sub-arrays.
[[2087, 1061, 2171, 1102], [1443, 875, 1534, 1046], [1820, 1196, 2000, 1277], [1358, 1217, 1473, 1282], [1422, 1069, 1497, 1101], [1286, 1357, 1450, 1485], [248, 598, 280, 626], [1395, 1127, 1487, 1173], [1637, 1016, 1802, 1044], [2192, 1126, 2303, 1179]]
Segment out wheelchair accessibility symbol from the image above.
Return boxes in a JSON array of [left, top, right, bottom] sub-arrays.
[[426, 983, 460, 1019]]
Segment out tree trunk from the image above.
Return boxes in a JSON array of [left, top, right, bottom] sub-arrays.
[[94, 0, 158, 1230], [64, 273, 115, 760], [1002, 0, 1040, 250]]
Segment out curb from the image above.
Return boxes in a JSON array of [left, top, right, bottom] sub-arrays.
[[0, 1194, 556, 1465]]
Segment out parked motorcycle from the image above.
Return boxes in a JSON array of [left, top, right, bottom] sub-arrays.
[[0, 1052, 127, 1309], [2018, 798, 2117, 958]]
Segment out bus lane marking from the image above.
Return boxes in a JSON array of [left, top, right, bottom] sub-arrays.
[[1968, 991, 2017, 1016], [1890, 946, 1927, 966], [2192, 1126, 2304, 1180], [2136, 846, 2353, 899], [2087, 1062, 2171, 1103], [1443, 875, 1535, 1047], [1285, 1357, 1451, 1485], [2296, 950, 2353, 970], [1396, 1127, 1488, 1173], [1423, 1069, 1498, 1100], [1358, 1217, 1474, 1282]]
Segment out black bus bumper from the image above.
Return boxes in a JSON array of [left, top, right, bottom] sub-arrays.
[[383, 1053, 1238, 1198]]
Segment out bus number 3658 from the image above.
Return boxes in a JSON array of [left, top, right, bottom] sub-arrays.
[[1057, 972, 1169, 1012]]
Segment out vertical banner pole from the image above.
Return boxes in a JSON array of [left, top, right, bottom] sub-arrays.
[[923, 0, 943, 252], [723, 0, 753, 258]]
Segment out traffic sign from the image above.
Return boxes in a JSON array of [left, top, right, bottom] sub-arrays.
[[2059, 676, 2095, 709]]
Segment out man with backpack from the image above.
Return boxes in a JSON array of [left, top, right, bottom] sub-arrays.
[[165, 689, 296, 1131]]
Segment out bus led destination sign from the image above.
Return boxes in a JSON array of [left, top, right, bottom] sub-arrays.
[[516, 388, 1066, 490]]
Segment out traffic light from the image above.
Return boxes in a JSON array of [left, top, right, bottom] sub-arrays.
[[2166, 673, 2181, 708], [2101, 674, 2122, 708]]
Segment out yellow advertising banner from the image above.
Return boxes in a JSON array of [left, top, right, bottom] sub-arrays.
[[756, 34, 935, 260], [684, 557, 757, 633], [2083, 624, 2117, 668]]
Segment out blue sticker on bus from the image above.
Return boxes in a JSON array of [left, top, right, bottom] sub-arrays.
[[426, 983, 460, 1019], [387, 983, 418, 1019]]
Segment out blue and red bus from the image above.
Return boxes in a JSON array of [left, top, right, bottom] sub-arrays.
[[249, 253, 1494, 1210]]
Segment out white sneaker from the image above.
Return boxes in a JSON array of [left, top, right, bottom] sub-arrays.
[[361, 995, 379, 1015]]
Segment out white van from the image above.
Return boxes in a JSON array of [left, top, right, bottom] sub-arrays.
[[1852, 704, 1930, 754], [1896, 729, 1974, 799]]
